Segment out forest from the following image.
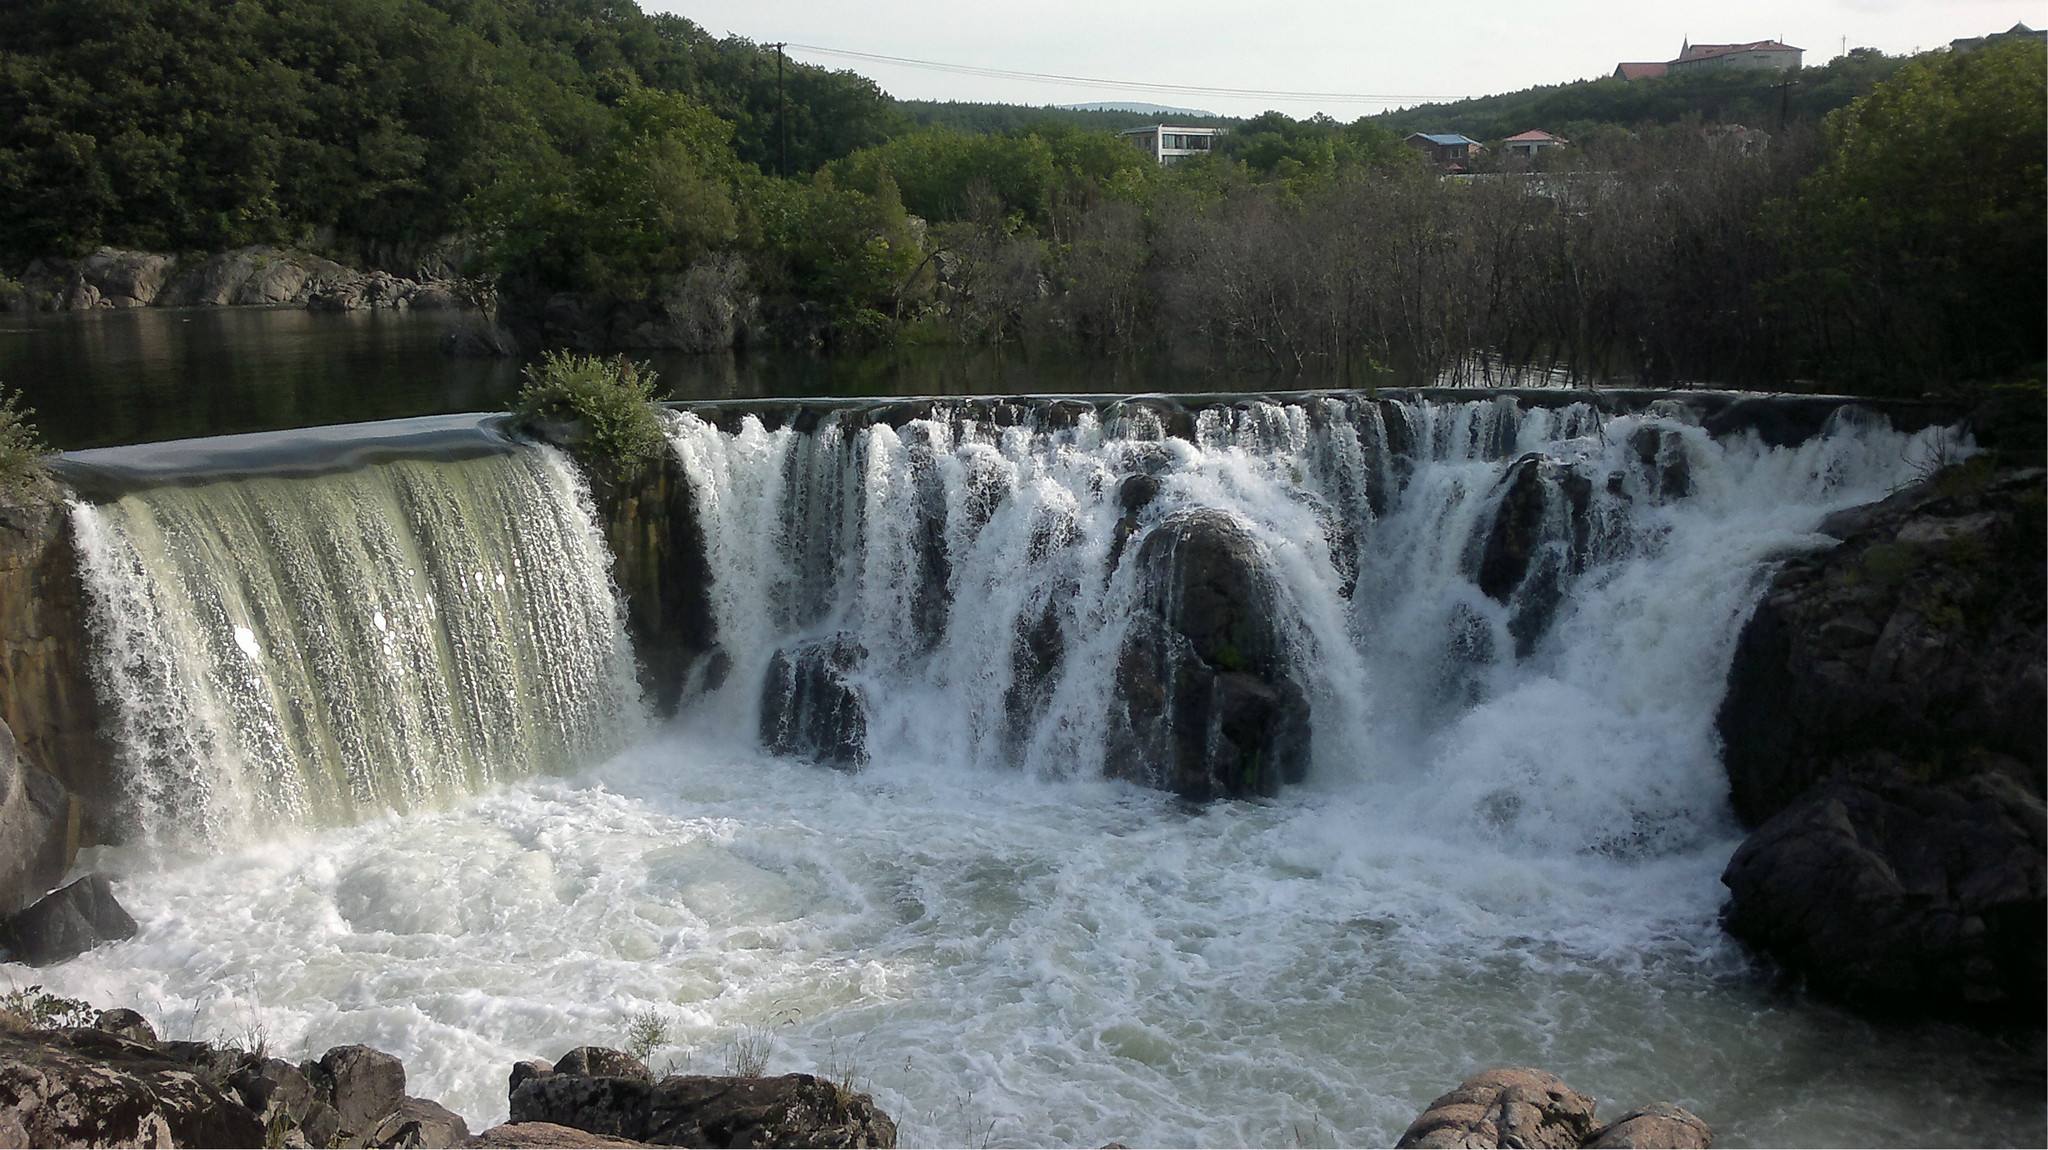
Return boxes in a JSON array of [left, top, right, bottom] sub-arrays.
[[1, 0, 2042, 393]]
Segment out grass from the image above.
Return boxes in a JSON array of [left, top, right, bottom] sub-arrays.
[[722, 1023, 775, 1077], [513, 351, 666, 479]]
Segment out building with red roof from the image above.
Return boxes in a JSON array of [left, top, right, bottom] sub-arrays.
[[1613, 39, 1802, 81]]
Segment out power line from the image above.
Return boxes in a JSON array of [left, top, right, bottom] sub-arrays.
[[782, 42, 1464, 107]]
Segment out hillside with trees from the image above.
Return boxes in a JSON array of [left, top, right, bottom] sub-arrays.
[[1, 0, 2040, 395]]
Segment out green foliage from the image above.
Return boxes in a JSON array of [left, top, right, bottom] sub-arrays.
[[514, 351, 665, 474], [0, 384, 51, 500], [0, 983, 94, 1030], [623, 1009, 671, 1064], [1774, 39, 2046, 388]]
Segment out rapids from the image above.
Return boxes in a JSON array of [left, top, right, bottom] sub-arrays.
[[21, 394, 2044, 1147]]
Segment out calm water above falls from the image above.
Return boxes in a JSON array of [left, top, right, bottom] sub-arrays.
[[16, 386, 2045, 1146]]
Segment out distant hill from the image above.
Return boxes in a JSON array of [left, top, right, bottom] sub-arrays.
[[1058, 101, 1218, 117], [1371, 49, 1908, 142]]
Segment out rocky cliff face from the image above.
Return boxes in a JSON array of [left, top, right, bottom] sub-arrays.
[[582, 449, 715, 718], [0, 494, 111, 839], [2, 245, 474, 314], [1716, 462, 2047, 1016]]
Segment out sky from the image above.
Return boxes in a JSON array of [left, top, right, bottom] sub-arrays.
[[648, 0, 2047, 118]]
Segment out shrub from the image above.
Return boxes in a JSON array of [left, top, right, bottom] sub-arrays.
[[0, 384, 52, 501], [0, 983, 94, 1030], [513, 351, 666, 477]]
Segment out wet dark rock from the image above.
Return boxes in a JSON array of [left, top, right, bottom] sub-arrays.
[[1108, 509, 1310, 800], [511, 1071, 897, 1148], [1397, 1067, 1599, 1149], [0, 718, 74, 916], [229, 1056, 322, 1135], [368, 1096, 472, 1148], [91, 1007, 157, 1045], [1117, 472, 1161, 515], [510, 1059, 555, 1098], [311, 1043, 410, 1143], [1004, 600, 1066, 746], [1628, 425, 1691, 501], [555, 1047, 652, 1082], [1473, 454, 1593, 657], [0, 1026, 266, 1147], [1722, 771, 2045, 1016], [760, 635, 868, 769], [1718, 466, 2046, 827], [0, 873, 137, 965]]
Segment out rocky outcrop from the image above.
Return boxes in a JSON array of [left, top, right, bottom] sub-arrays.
[[1714, 464, 2046, 1017], [1718, 465, 2046, 826], [759, 636, 868, 769], [1108, 509, 1310, 800], [0, 1026, 268, 1147], [1722, 772, 2044, 1015], [509, 1058, 897, 1149], [0, 718, 74, 914], [470, 1122, 646, 1147], [4, 246, 476, 315], [0, 494, 111, 837], [572, 447, 714, 717], [1473, 453, 1593, 658], [0, 873, 136, 966], [1398, 1068, 1708, 1149]]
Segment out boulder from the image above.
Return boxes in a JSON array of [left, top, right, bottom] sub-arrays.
[[469, 1121, 646, 1147], [1397, 1067, 1599, 1149], [511, 1071, 896, 1148], [1627, 425, 1691, 501], [1721, 771, 2044, 1015], [1717, 465, 2045, 828], [367, 1096, 472, 1148], [0, 873, 137, 965], [1586, 1102, 1712, 1148], [310, 1043, 409, 1142], [0, 718, 74, 913], [1473, 453, 1593, 657], [0, 1026, 266, 1147], [1107, 509, 1310, 800], [759, 635, 868, 769], [510, 1059, 555, 1098], [554, 1047, 652, 1082], [78, 248, 177, 307], [91, 1007, 157, 1045]]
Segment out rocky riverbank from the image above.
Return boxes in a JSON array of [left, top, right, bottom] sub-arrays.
[[1716, 457, 2046, 1018], [1, 246, 477, 315], [0, 998, 902, 1149]]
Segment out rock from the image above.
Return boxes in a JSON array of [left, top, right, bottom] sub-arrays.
[[1717, 465, 2046, 827], [1107, 509, 1310, 800], [311, 1043, 409, 1142], [368, 1096, 472, 1148], [229, 1055, 321, 1134], [1586, 1102, 1712, 1148], [1473, 453, 1593, 657], [759, 635, 868, 769], [1628, 425, 1691, 501], [0, 873, 137, 965], [1396, 1067, 1598, 1149], [1721, 771, 2045, 1015], [0, 1026, 267, 1147], [0, 718, 74, 914], [468, 1121, 646, 1147], [91, 1007, 157, 1045], [510, 1059, 555, 1099], [511, 1071, 896, 1148], [0, 492, 111, 830], [555, 1047, 652, 1082]]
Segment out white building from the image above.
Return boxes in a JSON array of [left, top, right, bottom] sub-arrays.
[[1119, 125, 1223, 164]]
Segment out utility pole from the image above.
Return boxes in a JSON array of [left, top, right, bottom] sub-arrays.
[[1772, 76, 1800, 134], [769, 42, 789, 178]]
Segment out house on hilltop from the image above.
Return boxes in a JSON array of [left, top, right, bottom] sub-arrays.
[[1951, 22, 2047, 53], [1502, 130, 1567, 159], [1405, 132, 1482, 171], [1613, 38, 1802, 80], [1669, 39, 1803, 74], [1119, 125, 1223, 165]]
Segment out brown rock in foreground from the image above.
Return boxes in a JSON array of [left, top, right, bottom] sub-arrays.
[[469, 1121, 648, 1147], [1398, 1067, 1709, 1149]]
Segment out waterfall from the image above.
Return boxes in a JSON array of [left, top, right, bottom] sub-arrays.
[[668, 395, 1963, 847], [69, 444, 642, 845]]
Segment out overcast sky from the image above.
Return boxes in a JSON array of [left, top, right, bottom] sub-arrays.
[[649, 0, 2046, 118]]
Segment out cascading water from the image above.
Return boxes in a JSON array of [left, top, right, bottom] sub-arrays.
[[68, 444, 641, 843], [28, 394, 2040, 1149], [665, 395, 1963, 846]]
